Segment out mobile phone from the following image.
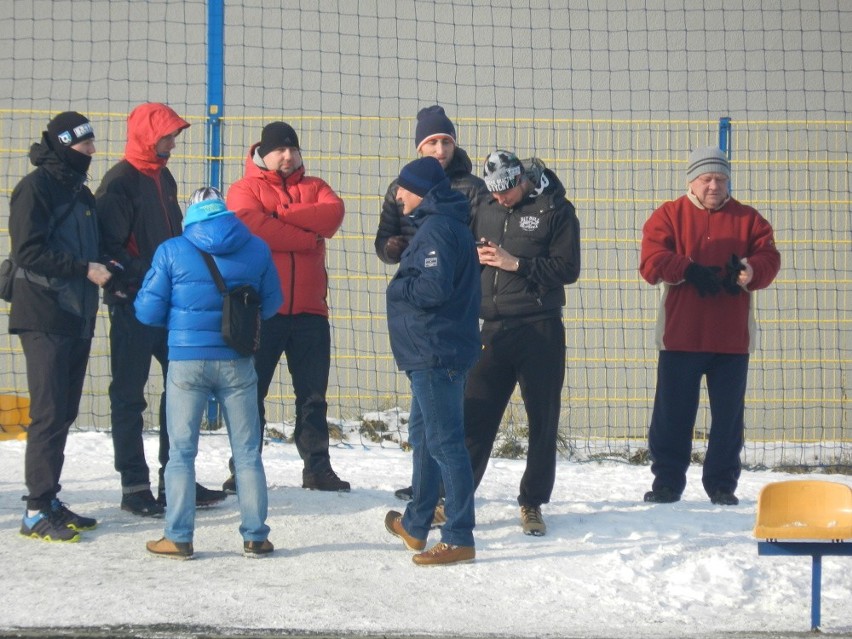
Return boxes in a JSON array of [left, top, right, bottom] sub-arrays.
[[475, 239, 488, 247]]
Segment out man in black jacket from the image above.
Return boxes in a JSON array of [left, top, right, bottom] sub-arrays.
[[9, 111, 112, 542], [466, 150, 581, 536], [96, 103, 225, 516], [374, 105, 490, 265]]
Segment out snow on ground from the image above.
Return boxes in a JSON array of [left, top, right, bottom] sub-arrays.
[[1, 423, 851, 638]]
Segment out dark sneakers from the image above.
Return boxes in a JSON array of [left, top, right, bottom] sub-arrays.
[[244, 539, 274, 558], [20, 510, 80, 543], [146, 537, 194, 560], [222, 474, 237, 495], [394, 485, 413, 501], [121, 489, 165, 517], [710, 491, 740, 506], [51, 499, 97, 531], [643, 486, 682, 504], [302, 468, 350, 492], [194, 483, 228, 507], [156, 483, 228, 508]]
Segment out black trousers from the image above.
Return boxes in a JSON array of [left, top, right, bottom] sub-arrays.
[[107, 303, 169, 492], [648, 350, 749, 497], [251, 313, 333, 473], [19, 331, 91, 511], [463, 317, 566, 508]]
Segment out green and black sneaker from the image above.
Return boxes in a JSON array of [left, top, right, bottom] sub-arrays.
[[51, 498, 97, 531], [20, 510, 80, 543]]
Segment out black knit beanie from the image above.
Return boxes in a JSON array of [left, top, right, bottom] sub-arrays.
[[415, 105, 456, 151], [46, 111, 95, 174], [257, 122, 300, 157]]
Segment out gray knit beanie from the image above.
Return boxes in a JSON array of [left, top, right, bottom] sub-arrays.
[[686, 146, 730, 182]]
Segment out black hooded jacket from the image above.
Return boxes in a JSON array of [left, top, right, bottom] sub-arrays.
[[8, 135, 100, 338], [374, 146, 490, 264], [470, 165, 581, 321]]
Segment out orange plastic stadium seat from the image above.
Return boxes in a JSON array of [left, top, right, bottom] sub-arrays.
[[754, 480, 852, 541]]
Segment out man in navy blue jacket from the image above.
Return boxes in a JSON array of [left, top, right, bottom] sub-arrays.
[[383, 157, 481, 567], [134, 188, 282, 560]]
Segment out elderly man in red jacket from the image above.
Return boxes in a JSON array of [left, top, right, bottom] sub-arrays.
[[224, 121, 349, 492], [639, 146, 780, 507]]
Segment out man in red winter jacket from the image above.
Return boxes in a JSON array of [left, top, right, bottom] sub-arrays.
[[639, 146, 780, 507], [224, 121, 349, 492], [97, 103, 226, 516]]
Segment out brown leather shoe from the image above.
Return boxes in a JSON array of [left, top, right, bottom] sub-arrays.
[[146, 537, 194, 560], [412, 542, 475, 566], [244, 539, 274, 558], [384, 510, 426, 551]]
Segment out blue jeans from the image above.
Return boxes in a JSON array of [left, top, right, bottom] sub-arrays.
[[403, 368, 475, 547], [165, 358, 269, 543]]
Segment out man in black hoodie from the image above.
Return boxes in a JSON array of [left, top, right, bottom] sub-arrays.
[[9, 111, 112, 542], [466, 150, 581, 537]]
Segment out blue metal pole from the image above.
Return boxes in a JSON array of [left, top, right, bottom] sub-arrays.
[[206, 0, 225, 190], [205, 0, 225, 426], [811, 554, 822, 631], [718, 116, 732, 193]]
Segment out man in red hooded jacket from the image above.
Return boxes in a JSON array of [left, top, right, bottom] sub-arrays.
[[224, 121, 349, 492], [97, 103, 226, 516]]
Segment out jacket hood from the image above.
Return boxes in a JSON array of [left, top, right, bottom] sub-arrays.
[[445, 146, 475, 178], [523, 166, 567, 207], [28, 133, 88, 189], [410, 183, 470, 228], [183, 198, 234, 227], [182, 212, 253, 256], [124, 103, 190, 175]]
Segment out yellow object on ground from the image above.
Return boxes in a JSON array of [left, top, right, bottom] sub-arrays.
[[0, 394, 30, 440]]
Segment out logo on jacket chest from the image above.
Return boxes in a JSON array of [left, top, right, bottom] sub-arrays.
[[518, 216, 540, 232]]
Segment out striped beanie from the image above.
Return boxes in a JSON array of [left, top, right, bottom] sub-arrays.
[[686, 146, 730, 182]]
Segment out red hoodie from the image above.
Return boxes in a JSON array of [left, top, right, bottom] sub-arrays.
[[124, 103, 190, 176], [226, 144, 345, 317], [640, 194, 780, 354]]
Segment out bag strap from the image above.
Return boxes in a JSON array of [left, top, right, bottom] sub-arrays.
[[196, 247, 228, 296]]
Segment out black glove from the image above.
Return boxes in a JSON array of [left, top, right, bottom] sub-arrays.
[[684, 262, 722, 297], [102, 257, 130, 299], [722, 254, 746, 295], [384, 235, 409, 262]]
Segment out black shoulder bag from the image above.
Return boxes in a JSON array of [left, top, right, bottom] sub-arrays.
[[197, 248, 262, 356]]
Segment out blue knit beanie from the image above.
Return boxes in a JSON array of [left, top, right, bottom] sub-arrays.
[[184, 187, 233, 227], [415, 105, 456, 151], [398, 156, 449, 198]]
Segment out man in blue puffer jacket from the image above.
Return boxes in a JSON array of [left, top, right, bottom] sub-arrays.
[[134, 187, 282, 560], [383, 157, 481, 567]]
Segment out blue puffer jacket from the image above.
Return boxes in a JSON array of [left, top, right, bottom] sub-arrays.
[[386, 181, 481, 372], [134, 199, 283, 360]]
